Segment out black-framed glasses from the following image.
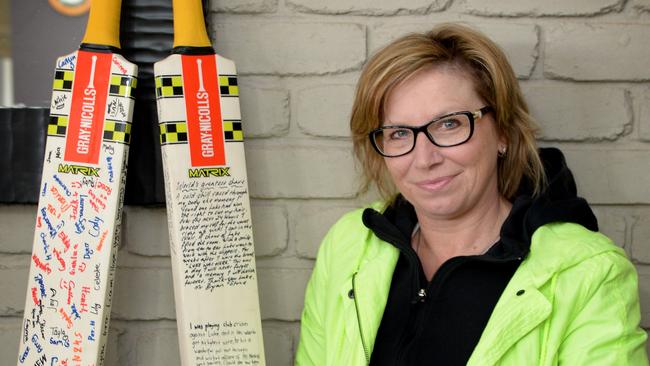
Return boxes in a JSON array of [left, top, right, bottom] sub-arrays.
[[369, 106, 492, 157]]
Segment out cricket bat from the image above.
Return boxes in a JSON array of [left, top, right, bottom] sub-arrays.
[[154, 0, 266, 364], [17, 0, 137, 365]]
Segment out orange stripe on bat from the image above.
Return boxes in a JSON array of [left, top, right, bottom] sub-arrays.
[[64, 51, 111, 164], [182, 54, 226, 167]]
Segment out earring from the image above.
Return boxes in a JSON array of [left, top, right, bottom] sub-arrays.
[[498, 146, 507, 157]]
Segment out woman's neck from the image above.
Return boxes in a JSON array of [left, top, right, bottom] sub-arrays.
[[413, 194, 512, 280]]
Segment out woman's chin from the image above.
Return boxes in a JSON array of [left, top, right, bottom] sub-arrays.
[[412, 196, 467, 220]]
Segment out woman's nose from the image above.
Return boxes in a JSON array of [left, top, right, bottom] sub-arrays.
[[412, 131, 444, 168]]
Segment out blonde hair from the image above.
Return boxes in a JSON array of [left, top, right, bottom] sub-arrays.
[[350, 23, 545, 202]]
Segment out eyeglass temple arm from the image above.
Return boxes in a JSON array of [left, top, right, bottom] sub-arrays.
[[473, 106, 493, 119]]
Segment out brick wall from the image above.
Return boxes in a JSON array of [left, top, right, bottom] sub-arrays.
[[0, 0, 8, 58], [2, 0, 650, 364]]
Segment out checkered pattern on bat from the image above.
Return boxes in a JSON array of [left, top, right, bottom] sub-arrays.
[[109, 74, 138, 99], [219, 75, 238, 97], [155, 75, 184, 99], [159, 121, 189, 144], [52, 70, 74, 91], [103, 119, 132, 144], [223, 120, 244, 142], [48, 114, 69, 136]]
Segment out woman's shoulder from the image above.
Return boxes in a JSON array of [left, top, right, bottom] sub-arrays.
[[533, 222, 622, 255], [528, 222, 632, 280], [322, 200, 386, 242], [314, 201, 392, 271]]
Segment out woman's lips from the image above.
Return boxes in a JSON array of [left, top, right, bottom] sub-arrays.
[[415, 174, 458, 191]]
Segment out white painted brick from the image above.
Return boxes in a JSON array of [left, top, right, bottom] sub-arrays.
[[370, 23, 537, 78], [0, 267, 28, 316], [258, 268, 311, 321], [124, 206, 170, 257], [461, 0, 623, 16], [522, 84, 630, 141], [631, 211, 650, 264], [240, 85, 290, 138], [591, 206, 627, 249], [246, 144, 357, 199], [295, 84, 355, 137], [102, 325, 122, 366], [639, 88, 650, 141], [112, 267, 176, 320], [0, 204, 36, 253], [562, 149, 650, 205], [213, 22, 365, 75], [251, 203, 288, 257], [545, 24, 650, 81], [286, 0, 448, 15], [293, 203, 358, 259], [119, 324, 180, 365], [211, 0, 278, 13], [636, 265, 650, 328], [634, 0, 650, 12], [0, 318, 22, 363], [262, 324, 295, 366]]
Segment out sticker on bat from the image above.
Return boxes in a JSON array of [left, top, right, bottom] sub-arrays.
[[182, 55, 227, 167], [64, 51, 111, 164]]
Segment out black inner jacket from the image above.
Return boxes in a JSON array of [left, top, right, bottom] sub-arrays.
[[363, 147, 598, 366]]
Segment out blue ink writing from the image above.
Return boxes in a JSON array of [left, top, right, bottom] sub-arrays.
[[39, 233, 52, 260], [40, 208, 57, 238], [88, 320, 96, 341], [83, 243, 94, 260], [71, 304, 81, 320], [106, 156, 114, 182], [18, 345, 29, 363], [35, 274, 47, 298], [32, 334, 44, 353], [53, 174, 72, 197], [57, 55, 76, 69], [88, 216, 103, 238]]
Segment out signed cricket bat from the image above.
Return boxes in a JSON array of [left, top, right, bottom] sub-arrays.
[[154, 0, 265, 364], [17, 0, 137, 365]]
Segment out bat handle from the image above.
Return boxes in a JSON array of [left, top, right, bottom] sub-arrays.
[[172, 0, 213, 50], [81, 0, 122, 49]]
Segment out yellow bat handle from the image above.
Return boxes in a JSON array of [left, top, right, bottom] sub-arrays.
[[81, 0, 122, 48], [173, 0, 212, 48]]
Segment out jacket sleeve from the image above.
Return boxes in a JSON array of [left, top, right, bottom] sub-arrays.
[[558, 251, 649, 365], [295, 233, 331, 365]]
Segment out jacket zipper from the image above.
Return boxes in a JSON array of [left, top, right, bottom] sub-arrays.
[[394, 255, 523, 364], [370, 229, 424, 303], [352, 272, 370, 365]]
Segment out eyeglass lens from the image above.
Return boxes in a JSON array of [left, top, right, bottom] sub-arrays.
[[373, 113, 472, 156]]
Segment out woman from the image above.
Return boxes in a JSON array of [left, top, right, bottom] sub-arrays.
[[296, 24, 648, 365]]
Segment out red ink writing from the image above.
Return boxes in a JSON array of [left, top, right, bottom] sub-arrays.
[[31, 287, 39, 305], [31, 254, 52, 274], [58, 231, 72, 252], [53, 247, 66, 271], [97, 230, 108, 252], [59, 308, 73, 329], [80, 286, 90, 313]]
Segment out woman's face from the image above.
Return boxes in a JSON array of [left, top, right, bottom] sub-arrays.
[[383, 65, 505, 220]]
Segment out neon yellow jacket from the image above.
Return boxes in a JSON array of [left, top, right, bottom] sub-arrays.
[[296, 206, 649, 365]]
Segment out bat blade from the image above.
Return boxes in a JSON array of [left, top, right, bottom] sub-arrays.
[[17, 49, 137, 365], [155, 52, 266, 365]]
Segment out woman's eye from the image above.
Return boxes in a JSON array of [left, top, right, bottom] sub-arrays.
[[389, 129, 411, 140], [440, 119, 461, 129]]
